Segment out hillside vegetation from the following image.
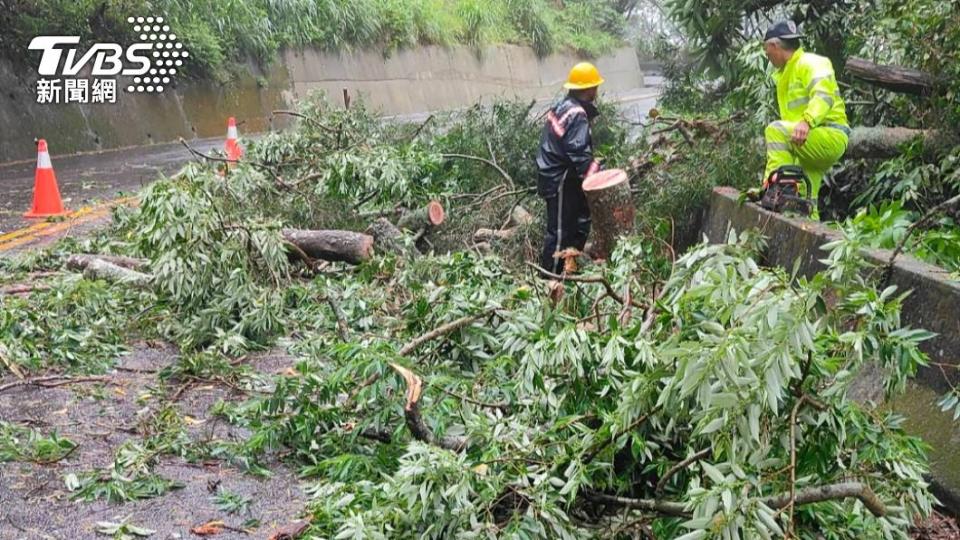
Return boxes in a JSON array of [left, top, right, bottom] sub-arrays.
[[0, 0, 626, 78]]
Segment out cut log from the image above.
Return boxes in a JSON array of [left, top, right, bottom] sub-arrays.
[[67, 256, 152, 288], [508, 205, 534, 228], [582, 169, 636, 260], [754, 127, 948, 160], [66, 254, 148, 272], [397, 200, 445, 233], [845, 57, 935, 96], [282, 229, 374, 265], [369, 217, 416, 257], [845, 127, 944, 160], [474, 227, 517, 243]]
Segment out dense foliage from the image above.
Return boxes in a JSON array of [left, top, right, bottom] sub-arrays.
[[0, 0, 627, 79], [1, 92, 956, 537]]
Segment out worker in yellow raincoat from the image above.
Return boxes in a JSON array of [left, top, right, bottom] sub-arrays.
[[760, 20, 849, 217]]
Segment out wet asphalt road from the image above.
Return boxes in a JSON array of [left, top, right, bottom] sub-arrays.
[[0, 83, 660, 240], [0, 137, 223, 235]]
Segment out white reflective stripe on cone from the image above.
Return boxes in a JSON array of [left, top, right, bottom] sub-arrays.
[[227, 126, 238, 139], [37, 152, 53, 169]]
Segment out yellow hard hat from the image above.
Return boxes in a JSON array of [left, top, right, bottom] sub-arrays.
[[564, 62, 604, 90]]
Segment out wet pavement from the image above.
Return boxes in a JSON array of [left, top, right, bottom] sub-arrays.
[[0, 138, 224, 238]]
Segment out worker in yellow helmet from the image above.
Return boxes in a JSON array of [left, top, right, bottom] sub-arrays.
[[536, 62, 604, 273], [759, 20, 849, 218]]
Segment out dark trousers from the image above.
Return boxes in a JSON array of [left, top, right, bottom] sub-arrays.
[[540, 173, 591, 274]]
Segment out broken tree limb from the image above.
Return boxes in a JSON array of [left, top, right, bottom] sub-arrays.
[[66, 256, 152, 288], [390, 363, 468, 452], [281, 229, 374, 265], [66, 254, 148, 272], [474, 227, 517, 243], [582, 169, 636, 260], [397, 201, 445, 233], [845, 57, 935, 96], [585, 481, 886, 519], [655, 448, 711, 494], [399, 308, 500, 356], [0, 375, 111, 394], [441, 153, 516, 188], [526, 263, 645, 309]]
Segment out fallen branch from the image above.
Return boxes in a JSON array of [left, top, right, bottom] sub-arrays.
[[526, 263, 645, 309], [65, 255, 152, 288], [441, 153, 516, 187], [883, 193, 960, 278], [325, 294, 351, 341], [582, 406, 661, 464], [390, 363, 468, 452], [655, 448, 711, 494], [1, 284, 51, 295], [586, 481, 886, 519], [66, 254, 148, 272], [399, 308, 501, 356], [272, 109, 337, 134], [0, 376, 111, 394]]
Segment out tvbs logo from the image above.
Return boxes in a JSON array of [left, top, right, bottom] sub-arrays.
[[29, 16, 189, 104]]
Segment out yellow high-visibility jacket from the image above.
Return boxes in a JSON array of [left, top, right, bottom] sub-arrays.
[[772, 48, 849, 129]]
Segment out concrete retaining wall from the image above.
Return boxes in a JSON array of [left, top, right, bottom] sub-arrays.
[[284, 45, 644, 116], [0, 45, 643, 162], [701, 186, 960, 512]]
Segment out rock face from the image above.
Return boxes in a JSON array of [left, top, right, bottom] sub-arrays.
[[699, 186, 960, 513]]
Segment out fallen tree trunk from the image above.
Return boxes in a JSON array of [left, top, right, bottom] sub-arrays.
[[397, 200, 445, 233], [844, 126, 944, 159], [369, 218, 417, 257], [845, 57, 935, 96], [754, 127, 947, 160], [282, 229, 374, 265], [66, 255, 152, 288], [582, 169, 635, 260]]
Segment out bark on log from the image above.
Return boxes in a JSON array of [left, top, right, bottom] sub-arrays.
[[369, 218, 414, 257], [66, 254, 148, 272], [755, 127, 947, 160], [397, 200, 445, 232], [281, 229, 374, 265], [474, 227, 517, 243], [845, 57, 935, 96], [508, 205, 534, 228], [66, 255, 152, 288], [844, 127, 944, 160], [582, 169, 635, 260]]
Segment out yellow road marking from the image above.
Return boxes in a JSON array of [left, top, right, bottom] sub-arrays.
[[0, 197, 136, 252]]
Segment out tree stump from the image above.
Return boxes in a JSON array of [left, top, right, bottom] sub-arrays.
[[582, 169, 635, 260], [281, 229, 374, 265], [397, 200, 445, 232]]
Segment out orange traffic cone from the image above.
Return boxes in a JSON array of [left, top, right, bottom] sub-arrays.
[[24, 139, 67, 218], [225, 117, 243, 165]]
